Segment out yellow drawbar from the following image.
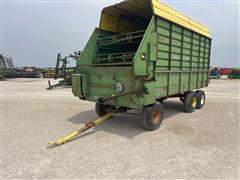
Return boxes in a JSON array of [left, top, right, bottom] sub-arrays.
[[99, 0, 211, 38]]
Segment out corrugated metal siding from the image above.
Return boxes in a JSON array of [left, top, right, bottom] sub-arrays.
[[155, 17, 211, 96]]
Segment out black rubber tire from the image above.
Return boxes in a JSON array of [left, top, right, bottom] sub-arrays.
[[195, 90, 205, 109], [179, 96, 185, 103], [184, 91, 197, 113], [180, 92, 191, 103], [159, 98, 165, 103], [95, 103, 115, 117], [142, 102, 164, 131]]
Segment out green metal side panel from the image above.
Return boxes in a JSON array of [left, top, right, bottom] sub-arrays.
[[153, 16, 211, 99], [133, 16, 157, 77], [73, 66, 143, 109], [72, 74, 88, 98], [77, 28, 99, 65]]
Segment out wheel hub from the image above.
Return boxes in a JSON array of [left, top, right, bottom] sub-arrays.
[[192, 97, 197, 108], [200, 95, 205, 105], [151, 109, 160, 124]]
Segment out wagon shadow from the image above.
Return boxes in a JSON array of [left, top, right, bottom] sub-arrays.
[[67, 99, 184, 139]]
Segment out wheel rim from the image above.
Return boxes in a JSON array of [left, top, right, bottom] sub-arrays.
[[192, 97, 197, 108], [151, 108, 160, 124], [200, 95, 205, 105]]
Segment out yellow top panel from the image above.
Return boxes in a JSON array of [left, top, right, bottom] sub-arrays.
[[99, 0, 211, 38], [151, 0, 210, 37], [100, 0, 152, 33]]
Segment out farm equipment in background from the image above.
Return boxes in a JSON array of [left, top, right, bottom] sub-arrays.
[[228, 68, 240, 79], [43, 68, 55, 78], [0, 54, 7, 81], [210, 68, 221, 79], [14, 66, 43, 78], [47, 51, 80, 90], [220, 68, 231, 76], [1, 54, 43, 79], [0, 54, 15, 80]]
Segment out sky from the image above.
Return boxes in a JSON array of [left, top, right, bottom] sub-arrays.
[[1, 0, 239, 68]]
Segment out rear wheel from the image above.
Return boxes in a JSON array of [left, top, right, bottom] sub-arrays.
[[184, 91, 197, 113], [95, 103, 115, 117], [195, 90, 205, 109], [142, 102, 164, 131]]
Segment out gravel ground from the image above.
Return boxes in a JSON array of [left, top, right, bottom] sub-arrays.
[[1, 78, 239, 179]]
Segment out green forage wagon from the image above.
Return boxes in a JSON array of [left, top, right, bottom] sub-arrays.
[[72, 0, 211, 130]]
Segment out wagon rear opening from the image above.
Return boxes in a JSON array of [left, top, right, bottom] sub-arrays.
[[94, 1, 153, 65], [95, 30, 146, 64]]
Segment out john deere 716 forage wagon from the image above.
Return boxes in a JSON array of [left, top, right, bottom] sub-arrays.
[[72, 0, 211, 130]]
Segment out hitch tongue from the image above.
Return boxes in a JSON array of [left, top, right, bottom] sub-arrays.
[[47, 111, 115, 149]]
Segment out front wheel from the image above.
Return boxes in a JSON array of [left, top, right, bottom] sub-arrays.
[[95, 103, 115, 117], [142, 102, 164, 131]]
